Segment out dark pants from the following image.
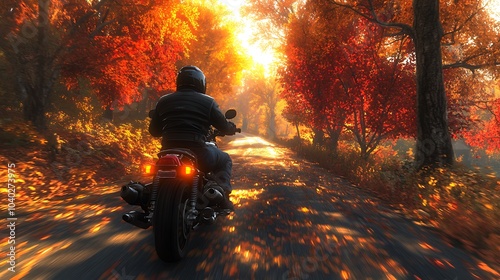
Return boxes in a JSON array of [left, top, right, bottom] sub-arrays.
[[163, 141, 233, 193]]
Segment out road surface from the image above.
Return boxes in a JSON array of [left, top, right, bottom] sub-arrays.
[[1, 133, 498, 280]]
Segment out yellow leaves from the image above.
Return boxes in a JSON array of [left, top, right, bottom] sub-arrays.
[[299, 207, 309, 213], [28, 186, 36, 191], [89, 225, 101, 233], [445, 181, 459, 195], [341, 269, 350, 279], [428, 176, 437, 187], [54, 211, 75, 220], [89, 218, 110, 233], [484, 203, 494, 210]]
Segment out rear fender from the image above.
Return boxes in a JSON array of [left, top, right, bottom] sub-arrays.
[[155, 154, 197, 179]]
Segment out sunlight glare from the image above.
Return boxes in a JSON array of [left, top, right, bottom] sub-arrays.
[[486, 0, 500, 21], [238, 23, 276, 71], [219, 0, 277, 72]]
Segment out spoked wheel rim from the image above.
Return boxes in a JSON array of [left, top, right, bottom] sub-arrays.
[[154, 179, 194, 262], [177, 197, 190, 251]]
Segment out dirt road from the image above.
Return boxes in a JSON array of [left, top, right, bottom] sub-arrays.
[[2, 133, 498, 279]]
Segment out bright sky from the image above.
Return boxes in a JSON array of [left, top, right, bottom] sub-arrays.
[[219, 0, 277, 72], [487, 0, 500, 21]]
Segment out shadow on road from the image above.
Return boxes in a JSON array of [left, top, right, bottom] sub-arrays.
[[7, 134, 499, 280]]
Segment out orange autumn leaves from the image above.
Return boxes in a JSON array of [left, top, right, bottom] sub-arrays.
[[1, 0, 247, 116]]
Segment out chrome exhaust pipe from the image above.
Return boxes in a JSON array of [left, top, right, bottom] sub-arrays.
[[203, 187, 224, 204], [122, 211, 150, 229], [200, 207, 216, 224], [121, 185, 139, 205], [121, 182, 149, 206]]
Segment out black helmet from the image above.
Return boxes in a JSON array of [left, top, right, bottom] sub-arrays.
[[176, 65, 206, 93]]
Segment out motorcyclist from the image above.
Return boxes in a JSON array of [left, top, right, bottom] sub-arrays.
[[148, 65, 237, 211]]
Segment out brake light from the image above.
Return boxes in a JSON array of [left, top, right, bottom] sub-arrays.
[[183, 166, 193, 175]]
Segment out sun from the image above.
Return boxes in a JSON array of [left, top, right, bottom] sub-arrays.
[[237, 22, 276, 70], [219, 0, 277, 73]]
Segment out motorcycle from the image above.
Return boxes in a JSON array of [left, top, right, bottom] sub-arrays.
[[120, 109, 241, 262]]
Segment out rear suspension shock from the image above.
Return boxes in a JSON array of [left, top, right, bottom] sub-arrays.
[[186, 175, 199, 225]]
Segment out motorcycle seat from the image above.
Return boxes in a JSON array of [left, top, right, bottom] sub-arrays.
[[158, 148, 197, 164]]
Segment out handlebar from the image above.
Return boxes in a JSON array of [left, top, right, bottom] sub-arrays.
[[213, 128, 241, 137]]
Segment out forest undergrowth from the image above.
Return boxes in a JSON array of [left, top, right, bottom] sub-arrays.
[[0, 109, 160, 212], [280, 138, 500, 271]]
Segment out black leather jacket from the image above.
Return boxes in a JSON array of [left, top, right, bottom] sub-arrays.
[[149, 89, 236, 146]]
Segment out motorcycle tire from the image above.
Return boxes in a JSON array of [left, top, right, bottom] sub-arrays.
[[153, 179, 191, 262]]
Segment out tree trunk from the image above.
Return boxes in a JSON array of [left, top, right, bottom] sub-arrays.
[[102, 105, 114, 121], [413, 0, 454, 167], [327, 127, 341, 155], [313, 128, 324, 146], [21, 0, 52, 132], [295, 122, 301, 144], [267, 108, 277, 140], [241, 113, 248, 131]]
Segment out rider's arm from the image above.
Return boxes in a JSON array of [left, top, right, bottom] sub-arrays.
[[210, 101, 236, 134], [148, 108, 163, 137]]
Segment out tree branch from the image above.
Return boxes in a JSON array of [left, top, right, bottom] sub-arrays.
[[330, 0, 415, 39], [443, 61, 500, 71], [442, 1, 487, 38]]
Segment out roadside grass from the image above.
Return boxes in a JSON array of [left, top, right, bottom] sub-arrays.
[[280, 139, 500, 269]]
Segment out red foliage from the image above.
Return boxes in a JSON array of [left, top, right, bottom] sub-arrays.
[[280, 8, 416, 156], [464, 98, 500, 152], [58, 1, 186, 108]]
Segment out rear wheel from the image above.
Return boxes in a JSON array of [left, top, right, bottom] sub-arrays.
[[153, 179, 191, 262]]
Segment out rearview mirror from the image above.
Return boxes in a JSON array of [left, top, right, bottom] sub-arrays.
[[225, 109, 237, 119], [148, 109, 156, 118]]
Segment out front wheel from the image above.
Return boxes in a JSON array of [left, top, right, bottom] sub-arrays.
[[153, 179, 192, 262]]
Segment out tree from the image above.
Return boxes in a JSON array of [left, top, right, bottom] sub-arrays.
[[242, 66, 281, 139], [281, 2, 417, 157], [280, 90, 310, 141], [329, 0, 500, 168], [0, 0, 194, 130], [60, 1, 193, 114], [1, 0, 64, 130], [461, 77, 500, 152], [177, 0, 249, 104], [345, 32, 416, 159], [279, 2, 348, 151], [242, 0, 298, 43]]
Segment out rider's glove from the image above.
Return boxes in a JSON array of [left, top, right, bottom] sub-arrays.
[[227, 122, 237, 135]]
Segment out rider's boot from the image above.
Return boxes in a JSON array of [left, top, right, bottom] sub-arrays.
[[206, 173, 234, 211], [219, 189, 234, 211]]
